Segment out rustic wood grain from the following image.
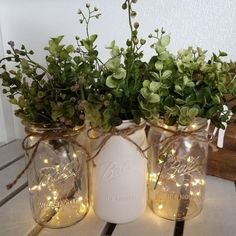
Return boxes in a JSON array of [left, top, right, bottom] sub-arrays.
[[207, 125, 236, 181]]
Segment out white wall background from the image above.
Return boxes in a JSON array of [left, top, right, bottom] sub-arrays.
[[0, 0, 236, 140], [0, 24, 16, 143]]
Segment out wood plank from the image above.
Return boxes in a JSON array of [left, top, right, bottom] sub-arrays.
[[208, 135, 236, 181], [0, 139, 24, 170], [207, 124, 236, 181], [184, 176, 236, 236], [0, 158, 106, 236], [0, 189, 36, 236], [112, 207, 175, 236], [0, 157, 27, 205], [38, 209, 107, 236], [0, 142, 5, 147]]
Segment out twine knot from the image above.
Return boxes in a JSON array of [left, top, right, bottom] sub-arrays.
[[87, 122, 148, 162]]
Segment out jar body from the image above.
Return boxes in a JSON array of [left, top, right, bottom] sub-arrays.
[[26, 126, 89, 228], [92, 121, 147, 223], [147, 118, 208, 221]]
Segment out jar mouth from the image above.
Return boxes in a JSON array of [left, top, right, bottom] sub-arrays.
[[148, 117, 208, 132], [25, 123, 85, 134], [115, 119, 145, 130]]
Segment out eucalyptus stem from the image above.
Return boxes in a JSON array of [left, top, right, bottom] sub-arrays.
[[127, 1, 134, 51], [25, 59, 48, 74], [81, 11, 90, 38]]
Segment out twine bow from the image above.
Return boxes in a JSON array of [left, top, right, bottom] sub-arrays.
[[151, 123, 217, 156], [6, 127, 89, 190], [87, 123, 149, 162]]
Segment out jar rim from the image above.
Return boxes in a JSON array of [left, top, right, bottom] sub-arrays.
[[148, 117, 208, 132], [116, 118, 145, 129], [25, 123, 85, 134]]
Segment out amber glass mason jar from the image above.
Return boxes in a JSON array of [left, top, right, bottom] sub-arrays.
[[25, 125, 89, 228], [147, 118, 208, 221]]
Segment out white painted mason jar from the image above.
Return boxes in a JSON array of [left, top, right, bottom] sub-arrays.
[[91, 121, 147, 223]]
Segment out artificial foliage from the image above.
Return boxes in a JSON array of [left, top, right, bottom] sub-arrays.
[[0, 4, 101, 128], [84, 0, 148, 131], [1, 1, 236, 130], [139, 31, 236, 128]]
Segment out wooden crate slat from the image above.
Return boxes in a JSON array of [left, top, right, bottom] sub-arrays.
[[0, 189, 36, 236], [0, 140, 24, 169], [38, 209, 107, 236], [112, 207, 175, 236], [184, 176, 236, 236], [0, 164, 106, 236], [0, 157, 27, 204]]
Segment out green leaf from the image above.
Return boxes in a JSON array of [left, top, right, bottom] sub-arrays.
[[51, 110, 62, 121], [175, 85, 182, 91], [113, 68, 126, 80], [149, 93, 160, 103], [105, 57, 121, 71], [162, 70, 172, 79], [176, 98, 186, 105], [155, 61, 163, 71], [51, 35, 64, 44], [163, 96, 175, 107], [150, 72, 159, 79], [140, 88, 149, 99], [186, 94, 197, 105], [64, 103, 75, 118], [219, 51, 227, 57], [186, 81, 195, 87], [149, 81, 160, 92], [159, 52, 171, 61], [106, 76, 117, 88], [188, 107, 199, 117], [110, 116, 122, 127], [106, 40, 115, 49], [155, 45, 165, 54], [159, 87, 169, 96], [89, 34, 98, 43], [106, 41, 120, 56], [211, 95, 221, 104], [81, 39, 91, 51], [143, 80, 150, 88], [160, 35, 170, 47], [66, 45, 74, 53]]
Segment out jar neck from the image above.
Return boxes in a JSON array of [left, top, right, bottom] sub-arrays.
[[25, 124, 85, 136], [115, 119, 145, 131], [149, 118, 208, 133]]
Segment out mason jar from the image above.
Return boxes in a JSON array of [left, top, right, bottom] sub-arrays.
[[147, 118, 208, 221], [90, 120, 147, 224], [25, 125, 89, 228]]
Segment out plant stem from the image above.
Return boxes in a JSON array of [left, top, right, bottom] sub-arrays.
[[127, 1, 134, 51]]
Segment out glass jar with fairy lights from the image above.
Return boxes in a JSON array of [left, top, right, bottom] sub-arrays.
[[147, 118, 209, 221], [24, 125, 89, 228]]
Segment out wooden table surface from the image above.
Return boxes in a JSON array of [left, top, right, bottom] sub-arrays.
[[0, 140, 236, 236]]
